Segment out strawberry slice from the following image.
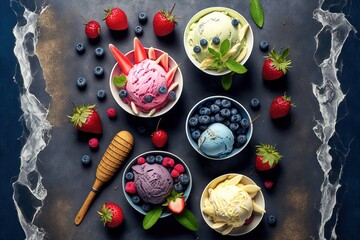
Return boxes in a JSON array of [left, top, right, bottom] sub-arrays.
[[133, 37, 147, 64], [163, 190, 185, 214], [165, 64, 178, 86], [148, 47, 156, 60], [109, 44, 133, 75], [155, 53, 169, 71]]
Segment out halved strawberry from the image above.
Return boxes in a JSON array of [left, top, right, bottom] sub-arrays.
[[165, 64, 178, 84], [68, 104, 102, 134], [134, 37, 147, 64], [109, 44, 133, 75], [163, 190, 185, 214]]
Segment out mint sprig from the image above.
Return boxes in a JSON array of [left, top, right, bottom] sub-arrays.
[[250, 0, 264, 28], [143, 206, 162, 230], [174, 209, 200, 231], [113, 74, 127, 87]]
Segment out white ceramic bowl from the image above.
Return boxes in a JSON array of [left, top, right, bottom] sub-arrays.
[[185, 96, 253, 160], [109, 48, 183, 118], [122, 151, 192, 218], [183, 7, 254, 76], [200, 173, 265, 236]]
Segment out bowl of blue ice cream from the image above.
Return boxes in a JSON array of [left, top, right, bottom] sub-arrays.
[[185, 96, 253, 160]]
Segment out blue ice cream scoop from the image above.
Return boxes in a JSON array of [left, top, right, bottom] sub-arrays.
[[198, 123, 234, 158]]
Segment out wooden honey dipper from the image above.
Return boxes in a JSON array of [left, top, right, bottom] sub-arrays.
[[74, 130, 134, 225]]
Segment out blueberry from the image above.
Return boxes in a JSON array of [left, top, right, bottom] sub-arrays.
[[158, 86, 167, 94], [198, 115, 211, 124], [76, 77, 87, 89], [250, 98, 260, 109], [210, 116, 215, 123], [267, 214, 277, 225], [146, 155, 155, 164], [220, 108, 231, 118], [141, 203, 151, 212], [174, 183, 184, 193], [76, 43, 85, 54], [191, 130, 201, 140], [237, 134, 247, 144], [134, 25, 143, 36], [214, 99, 222, 106], [81, 154, 91, 165], [221, 99, 231, 108], [231, 114, 242, 123], [137, 125, 146, 134], [125, 172, 134, 181], [259, 40, 269, 52], [223, 120, 231, 127], [230, 108, 238, 115], [188, 116, 198, 127], [214, 113, 225, 122], [94, 66, 104, 78], [199, 107, 211, 115], [231, 18, 239, 26], [210, 104, 220, 113], [237, 127, 248, 135], [198, 125, 208, 131], [119, 89, 127, 98], [144, 95, 153, 103], [200, 39, 208, 46], [97, 90, 106, 100], [155, 155, 163, 164], [212, 36, 220, 45], [131, 195, 141, 204], [138, 11, 148, 23], [193, 46, 201, 53], [168, 91, 176, 100], [240, 118, 250, 128], [95, 47, 104, 58], [229, 123, 239, 131], [179, 174, 190, 185]]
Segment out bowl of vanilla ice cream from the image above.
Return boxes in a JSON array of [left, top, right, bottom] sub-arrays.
[[184, 7, 254, 76], [200, 173, 265, 235]]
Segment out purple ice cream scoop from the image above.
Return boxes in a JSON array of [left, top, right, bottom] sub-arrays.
[[132, 163, 173, 204]]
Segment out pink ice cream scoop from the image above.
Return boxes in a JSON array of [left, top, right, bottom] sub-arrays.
[[125, 59, 169, 112], [132, 163, 173, 204]]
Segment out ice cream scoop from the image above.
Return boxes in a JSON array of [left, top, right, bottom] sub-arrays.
[[198, 123, 234, 157], [132, 163, 173, 204]]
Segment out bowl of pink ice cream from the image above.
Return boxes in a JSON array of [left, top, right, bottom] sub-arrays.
[[109, 38, 183, 118]]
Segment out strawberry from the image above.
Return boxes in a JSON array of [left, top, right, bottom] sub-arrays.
[[163, 190, 185, 214], [104, 7, 128, 31], [84, 20, 101, 39], [68, 104, 102, 134], [255, 144, 282, 171], [262, 48, 291, 80], [151, 118, 168, 148], [152, 3, 177, 37], [98, 202, 124, 228], [269, 94, 295, 119]]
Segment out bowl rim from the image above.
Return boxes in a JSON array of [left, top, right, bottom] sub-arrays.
[[200, 173, 265, 236], [122, 150, 192, 218], [183, 7, 254, 76], [185, 95, 253, 160], [109, 47, 183, 118]]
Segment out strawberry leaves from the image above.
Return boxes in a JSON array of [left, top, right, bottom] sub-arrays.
[[249, 0, 264, 28]]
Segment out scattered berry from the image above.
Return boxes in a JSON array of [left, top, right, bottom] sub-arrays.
[[137, 157, 146, 165], [173, 164, 185, 174], [125, 181, 137, 194], [88, 138, 99, 149], [259, 40, 269, 51], [231, 18, 239, 26], [81, 154, 91, 165], [171, 169, 180, 178], [264, 180, 274, 189], [153, 3, 177, 37], [158, 86, 167, 94], [134, 25, 143, 36], [200, 39, 208, 46], [104, 7, 128, 31], [193, 46, 201, 53], [255, 144, 282, 171], [125, 172, 134, 181], [76, 43, 86, 54], [119, 89, 128, 98], [97, 90, 106, 100], [85, 20, 101, 39], [68, 104, 102, 134], [94, 66, 104, 78], [107, 108, 117, 118], [250, 98, 260, 110], [270, 94, 294, 119], [168, 91, 176, 100], [267, 214, 277, 225], [212, 36, 220, 45], [98, 202, 124, 228], [262, 48, 291, 80], [76, 77, 87, 89], [146, 155, 156, 164], [162, 157, 175, 168], [95, 47, 105, 58], [151, 119, 168, 148], [131, 195, 141, 204], [138, 11, 148, 23]]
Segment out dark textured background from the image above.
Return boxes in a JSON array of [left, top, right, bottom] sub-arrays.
[[1, 0, 359, 239]]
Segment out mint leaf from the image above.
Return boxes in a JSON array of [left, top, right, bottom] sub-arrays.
[[250, 0, 264, 28], [143, 206, 162, 230], [113, 74, 127, 87], [221, 73, 233, 90], [220, 39, 230, 56], [225, 59, 248, 74], [208, 47, 221, 60], [174, 209, 199, 231]]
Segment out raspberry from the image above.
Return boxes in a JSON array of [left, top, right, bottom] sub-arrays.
[[107, 108, 117, 118], [264, 180, 274, 189], [244, 214, 254, 225], [162, 157, 175, 168], [173, 164, 185, 173], [137, 157, 146, 164], [88, 138, 99, 149], [125, 181, 136, 194], [170, 169, 180, 178]]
